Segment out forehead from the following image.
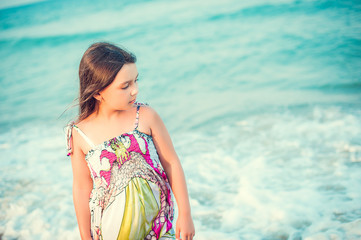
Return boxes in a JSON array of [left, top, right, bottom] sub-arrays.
[[113, 63, 138, 84]]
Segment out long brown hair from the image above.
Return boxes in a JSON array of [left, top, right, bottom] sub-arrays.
[[75, 42, 136, 123]]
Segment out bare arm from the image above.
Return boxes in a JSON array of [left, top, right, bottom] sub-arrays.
[[146, 107, 195, 239], [70, 128, 93, 240]]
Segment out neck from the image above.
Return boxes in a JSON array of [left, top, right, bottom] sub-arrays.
[[93, 103, 132, 123]]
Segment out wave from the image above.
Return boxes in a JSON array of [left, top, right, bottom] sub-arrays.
[[303, 82, 361, 93], [0, 0, 303, 40], [0, 0, 46, 10]]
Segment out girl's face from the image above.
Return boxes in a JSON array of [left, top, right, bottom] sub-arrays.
[[97, 63, 139, 111]]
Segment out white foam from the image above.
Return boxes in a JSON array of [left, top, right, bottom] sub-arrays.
[[173, 105, 361, 239], [0, 105, 360, 239]]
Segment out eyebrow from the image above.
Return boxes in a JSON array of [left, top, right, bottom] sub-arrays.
[[121, 73, 139, 84]]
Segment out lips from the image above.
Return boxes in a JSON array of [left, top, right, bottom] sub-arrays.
[[129, 99, 136, 103]]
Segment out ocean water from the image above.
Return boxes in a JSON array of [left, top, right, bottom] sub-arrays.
[[1, 0, 361, 239]]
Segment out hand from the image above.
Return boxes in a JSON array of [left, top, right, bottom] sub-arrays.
[[176, 213, 195, 240]]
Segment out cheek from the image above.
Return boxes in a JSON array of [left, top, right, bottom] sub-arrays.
[[114, 90, 129, 101]]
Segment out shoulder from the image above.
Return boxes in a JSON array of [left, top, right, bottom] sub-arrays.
[[72, 112, 96, 137], [65, 118, 90, 157], [136, 102, 165, 132], [137, 102, 160, 121]]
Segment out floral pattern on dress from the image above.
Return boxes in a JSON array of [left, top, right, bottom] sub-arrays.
[[65, 102, 175, 240]]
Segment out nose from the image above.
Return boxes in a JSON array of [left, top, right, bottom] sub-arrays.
[[131, 82, 138, 96]]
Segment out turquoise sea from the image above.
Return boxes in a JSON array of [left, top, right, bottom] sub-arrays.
[[1, 0, 361, 239]]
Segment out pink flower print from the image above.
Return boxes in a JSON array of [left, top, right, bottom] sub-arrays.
[[99, 150, 118, 187]]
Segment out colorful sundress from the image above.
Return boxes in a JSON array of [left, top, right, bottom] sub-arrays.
[[65, 102, 175, 240]]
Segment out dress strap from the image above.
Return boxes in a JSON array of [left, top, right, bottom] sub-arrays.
[[73, 125, 96, 148], [134, 102, 149, 130], [134, 105, 141, 130], [65, 121, 75, 156], [64, 121, 96, 156]]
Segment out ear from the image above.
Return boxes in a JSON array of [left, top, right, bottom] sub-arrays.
[[93, 93, 102, 101]]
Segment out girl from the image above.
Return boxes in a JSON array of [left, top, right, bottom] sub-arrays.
[[65, 42, 195, 240]]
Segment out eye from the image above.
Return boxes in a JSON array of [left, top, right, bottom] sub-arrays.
[[121, 78, 138, 90], [121, 84, 129, 90]]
